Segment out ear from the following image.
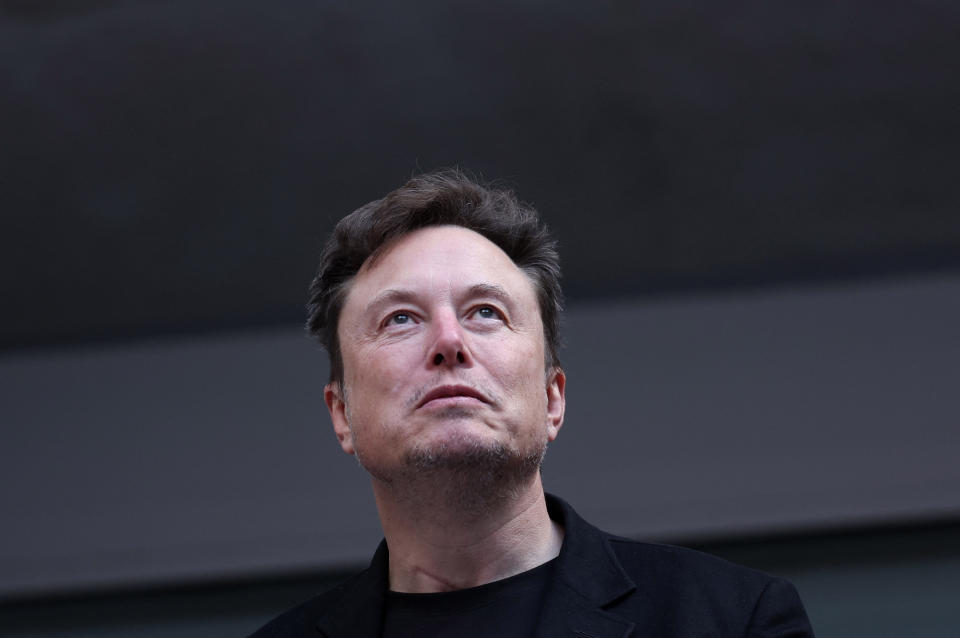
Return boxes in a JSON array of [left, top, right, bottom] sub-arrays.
[[324, 381, 355, 455], [545, 367, 566, 442]]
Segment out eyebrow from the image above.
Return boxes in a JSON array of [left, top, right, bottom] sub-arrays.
[[363, 283, 514, 317], [363, 288, 420, 317], [464, 283, 511, 304]]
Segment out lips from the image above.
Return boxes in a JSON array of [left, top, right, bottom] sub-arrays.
[[416, 384, 489, 408]]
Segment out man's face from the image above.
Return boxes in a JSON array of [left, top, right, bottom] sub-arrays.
[[324, 225, 565, 482]]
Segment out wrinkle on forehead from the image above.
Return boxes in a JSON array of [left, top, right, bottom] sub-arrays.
[[348, 226, 535, 304]]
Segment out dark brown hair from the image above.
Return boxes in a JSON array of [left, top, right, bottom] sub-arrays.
[[306, 169, 563, 383]]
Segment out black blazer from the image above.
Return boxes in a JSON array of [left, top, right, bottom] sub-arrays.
[[249, 494, 815, 637]]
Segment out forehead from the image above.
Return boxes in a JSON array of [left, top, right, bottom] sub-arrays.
[[343, 225, 538, 310]]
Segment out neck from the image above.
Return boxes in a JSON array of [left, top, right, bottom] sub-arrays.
[[371, 473, 563, 593]]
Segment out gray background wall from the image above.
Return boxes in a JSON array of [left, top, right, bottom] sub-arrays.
[[2, 274, 958, 597]]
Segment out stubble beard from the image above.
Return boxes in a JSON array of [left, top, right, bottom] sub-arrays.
[[352, 416, 548, 513]]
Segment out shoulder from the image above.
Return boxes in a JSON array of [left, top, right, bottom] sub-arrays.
[[549, 494, 779, 598], [605, 535, 812, 636], [546, 494, 813, 636], [609, 534, 774, 591]]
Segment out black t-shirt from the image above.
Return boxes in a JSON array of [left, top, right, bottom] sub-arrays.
[[381, 557, 558, 638]]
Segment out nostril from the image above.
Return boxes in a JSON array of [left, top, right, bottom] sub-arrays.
[[456, 351, 464, 363], [433, 353, 444, 365]]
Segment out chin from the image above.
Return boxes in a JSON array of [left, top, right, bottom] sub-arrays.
[[412, 426, 502, 459], [408, 429, 546, 476], [355, 421, 547, 488]]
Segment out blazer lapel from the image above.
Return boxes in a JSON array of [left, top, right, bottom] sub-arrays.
[[536, 583, 636, 638], [536, 494, 638, 638]]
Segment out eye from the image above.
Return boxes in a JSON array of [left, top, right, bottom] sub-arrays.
[[389, 312, 411, 325], [381, 311, 417, 329], [473, 305, 502, 320]]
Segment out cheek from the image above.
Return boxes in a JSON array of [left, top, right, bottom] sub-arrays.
[[347, 341, 422, 400], [491, 342, 547, 398]]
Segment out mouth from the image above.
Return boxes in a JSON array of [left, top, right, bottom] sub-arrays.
[[416, 384, 489, 409]]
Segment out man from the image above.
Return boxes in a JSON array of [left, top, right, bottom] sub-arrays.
[[251, 170, 815, 637]]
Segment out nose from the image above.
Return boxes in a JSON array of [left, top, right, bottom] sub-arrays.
[[428, 310, 471, 368]]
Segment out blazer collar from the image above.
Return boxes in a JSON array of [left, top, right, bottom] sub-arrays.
[[535, 494, 637, 638], [315, 493, 637, 638]]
